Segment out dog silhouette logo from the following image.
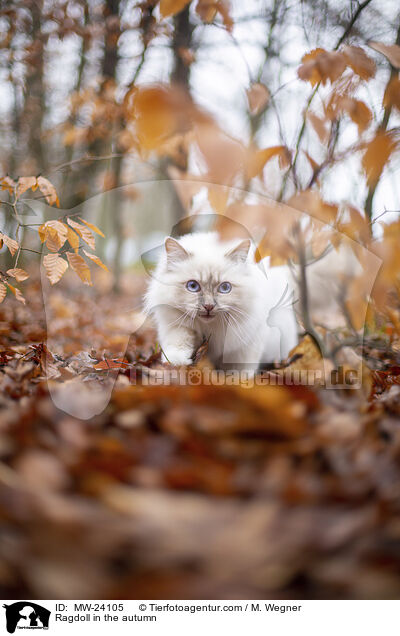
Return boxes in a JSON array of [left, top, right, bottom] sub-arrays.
[[3, 602, 50, 633]]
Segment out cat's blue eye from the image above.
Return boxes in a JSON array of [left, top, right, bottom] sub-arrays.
[[186, 279, 201, 292], [218, 281, 232, 294]]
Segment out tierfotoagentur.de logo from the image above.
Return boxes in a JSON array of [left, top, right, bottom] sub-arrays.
[[3, 602, 50, 634]]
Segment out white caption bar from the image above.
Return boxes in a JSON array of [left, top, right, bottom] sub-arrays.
[[2, 600, 398, 636]]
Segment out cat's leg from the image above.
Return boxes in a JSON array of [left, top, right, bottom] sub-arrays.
[[154, 306, 199, 365]]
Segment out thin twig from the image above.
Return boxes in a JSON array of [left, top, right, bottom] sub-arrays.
[[278, 0, 374, 201], [364, 19, 400, 221]]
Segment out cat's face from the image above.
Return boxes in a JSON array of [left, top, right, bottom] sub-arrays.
[[159, 236, 255, 324]]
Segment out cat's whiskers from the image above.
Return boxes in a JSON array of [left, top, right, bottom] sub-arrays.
[[166, 309, 192, 329], [224, 311, 254, 347]]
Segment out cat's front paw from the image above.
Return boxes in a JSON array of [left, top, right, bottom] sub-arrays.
[[163, 348, 193, 366]]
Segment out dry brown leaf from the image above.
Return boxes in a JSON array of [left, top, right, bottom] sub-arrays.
[[78, 217, 105, 238], [6, 283, 25, 304], [0, 176, 16, 194], [383, 77, 400, 111], [368, 41, 400, 69], [207, 186, 229, 214], [196, 0, 217, 22], [341, 206, 370, 244], [298, 49, 346, 86], [287, 190, 338, 225], [82, 250, 109, 272], [337, 97, 372, 134], [16, 176, 37, 198], [66, 252, 92, 285], [0, 282, 6, 303], [0, 232, 19, 256], [43, 253, 69, 285], [36, 176, 60, 207], [64, 223, 80, 251], [159, 0, 190, 18], [38, 220, 68, 252], [246, 146, 291, 179], [342, 45, 376, 80], [217, 0, 233, 31], [303, 151, 320, 172], [247, 82, 270, 116], [67, 218, 95, 250], [127, 85, 207, 153], [195, 123, 246, 185], [307, 112, 330, 144], [362, 131, 398, 188], [6, 268, 29, 282]]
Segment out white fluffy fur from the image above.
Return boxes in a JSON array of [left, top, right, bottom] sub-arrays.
[[144, 232, 298, 371]]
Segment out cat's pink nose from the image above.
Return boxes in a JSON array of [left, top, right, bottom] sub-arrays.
[[203, 304, 215, 313]]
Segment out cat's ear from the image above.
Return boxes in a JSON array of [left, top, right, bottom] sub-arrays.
[[225, 239, 251, 263], [165, 237, 189, 263]]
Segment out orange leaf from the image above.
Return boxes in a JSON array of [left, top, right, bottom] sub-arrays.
[[78, 217, 105, 238], [6, 268, 29, 282], [94, 359, 129, 370], [66, 252, 92, 285], [383, 77, 400, 111], [368, 41, 400, 69], [207, 186, 229, 214], [36, 176, 60, 206], [43, 253, 68, 285], [0, 232, 19, 256], [336, 97, 372, 133], [216, 1, 233, 32], [0, 283, 6, 303], [67, 218, 95, 250], [159, 0, 190, 18], [287, 190, 338, 224], [298, 48, 346, 86], [196, 0, 217, 22], [246, 146, 291, 179], [6, 284, 25, 304], [362, 131, 398, 188], [342, 45, 376, 80], [0, 176, 16, 194], [16, 176, 37, 198], [307, 112, 329, 143], [128, 85, 203, 152], [247, 82, 270, 116], [303, 151, 320, 172], [38, 220, 68, 252], [64, 223, 80, 251], [82, 249, 109, 272]]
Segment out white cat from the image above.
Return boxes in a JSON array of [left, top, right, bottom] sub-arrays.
[[144, 232, 298, 371]]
